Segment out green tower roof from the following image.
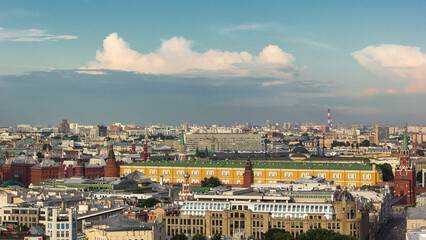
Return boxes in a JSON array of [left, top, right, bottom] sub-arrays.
[[402, 128, 409, 151], [180, 130, 185, 144]]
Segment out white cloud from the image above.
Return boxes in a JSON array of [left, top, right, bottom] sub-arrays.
[[286, 37, 334, 50], [219, 23, 272, 34], [352, 44, 426, 93], [75, 70, 106, 75], [0, 27, 77, 42], [84, 33, 298, 79], [362, 88, 379, 95], [262, 80, 286, 87]]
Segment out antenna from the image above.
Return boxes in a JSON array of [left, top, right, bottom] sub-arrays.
[[327, 109, 333, 128]]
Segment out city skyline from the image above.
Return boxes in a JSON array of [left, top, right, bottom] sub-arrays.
[[1, 1, 426, 126]]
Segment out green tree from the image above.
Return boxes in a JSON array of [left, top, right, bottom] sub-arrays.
[[377, 163, 394, 181], [360, 140, 370, 147], [296, 229, 356, 240], [201, 177, 221, 187], [14, 224, 29, 231], [417, 171, 424, 183], [163, 153, 172, 161], [139, 197, 160, 208], [418, 150, 425, 156], [331, 141, 346, 148], [170, 233, 187, 240], [36, 152, 44, 160], [192, 233, 207, 240], [263, 228, 294, 240], [211, 233, 222, 240]]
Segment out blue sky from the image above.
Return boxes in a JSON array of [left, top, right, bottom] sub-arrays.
[[1, 1, 425, 126]]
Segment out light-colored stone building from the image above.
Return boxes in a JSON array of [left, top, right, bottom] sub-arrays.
[[184, 133, 263, 151], [84, 215, 165, 240], [160, 188, 369, 240], [407, 205, 426, 232]]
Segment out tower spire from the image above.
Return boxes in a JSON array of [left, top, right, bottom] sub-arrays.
[[402, 126, 409, 151]]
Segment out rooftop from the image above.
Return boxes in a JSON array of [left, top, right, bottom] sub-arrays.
[[124, 159, 374, 171]]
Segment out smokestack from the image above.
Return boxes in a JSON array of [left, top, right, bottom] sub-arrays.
[[327, 109, 333, 128]]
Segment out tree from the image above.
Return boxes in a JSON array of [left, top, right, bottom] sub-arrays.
[[14, 224, 29, 231], [418, 150, 425, 156], [377, 163, 394, 182], [296, 229, 356, 240], [36, 152, 44, 160], [263, 228, 294, 240], [192, 233, 207, 240], [201, 176, 221, 187], [331, 141, 346, 148], [163, 153, 172, 161], [170, 233, 187, 240], [139, 197, 160, 208], [417, 171, 424, 183], [360, 140, 370, 147], [211, 233, 222, 240]]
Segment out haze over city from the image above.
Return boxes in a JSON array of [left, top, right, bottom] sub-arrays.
[[1, 1, 425, 126]]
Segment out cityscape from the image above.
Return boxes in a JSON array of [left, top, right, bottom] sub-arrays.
[[1, 1, 426, 240]]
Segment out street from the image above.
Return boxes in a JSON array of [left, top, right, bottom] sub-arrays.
[[380, 213, 406, 240]]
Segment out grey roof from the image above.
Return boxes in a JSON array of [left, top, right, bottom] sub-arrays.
[[29, 225, 45, 235], [408, 205, 426, 219], [91, 215, 155, 231], [126, 171, 152, 184]]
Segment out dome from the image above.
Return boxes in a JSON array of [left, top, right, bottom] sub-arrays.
[[1, 179, 25, 188], [291, 146, 310, 154], [335, 190, 354, 202], [184, 172, 190, 178]]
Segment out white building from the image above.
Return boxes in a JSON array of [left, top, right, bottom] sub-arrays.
[[41, 208, 77, 240]]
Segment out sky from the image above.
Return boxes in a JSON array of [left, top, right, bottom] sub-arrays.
[[0, 1, 425, 126]]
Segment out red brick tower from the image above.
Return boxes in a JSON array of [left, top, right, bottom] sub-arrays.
[[243, 157, 254, 187], [104, 145, 120, 178], [394, 127, 416, 205], [75, 152, 84, 177]]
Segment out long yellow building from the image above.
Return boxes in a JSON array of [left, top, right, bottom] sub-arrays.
[[120, 160, 382, 188]]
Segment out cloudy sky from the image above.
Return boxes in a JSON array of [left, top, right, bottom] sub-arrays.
[[1, 1, 425, 126]]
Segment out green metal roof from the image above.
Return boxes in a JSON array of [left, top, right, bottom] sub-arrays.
[[1, 179, 25, 188], [402, 128, 409, 151], [124, 160, 374, 171]]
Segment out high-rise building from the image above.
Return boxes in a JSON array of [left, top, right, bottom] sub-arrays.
[[42, 208, 77, 240], [58, 119, 70, 133], [90, 125, 107, 138], [375, 125, 389, 144]]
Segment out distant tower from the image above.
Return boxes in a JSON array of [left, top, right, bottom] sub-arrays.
[[327, 109, 333, 128], [179, 172, 193, 200], [243, 157, 254, 187], [178, 130, 186, 161], [143, 135, 150, 161], [75, 152, 84, 177], [394, 126, 416, 205], [104, 145, 120, 178], [351, 126, 358, 149]]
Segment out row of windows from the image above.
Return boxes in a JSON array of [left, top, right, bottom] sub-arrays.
[[125, 168, 372, 181], [3, 216, 37, 222], [47, 223, 70, 230], [167, 218, 204, 225], [181, 202, 229, 211], [253, 204, 332, 214]]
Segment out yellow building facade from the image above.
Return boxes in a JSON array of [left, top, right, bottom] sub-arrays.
[[120, 160, 382, 188]]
